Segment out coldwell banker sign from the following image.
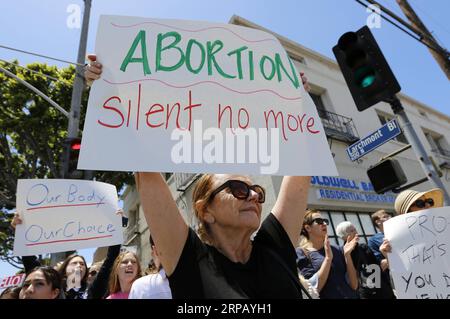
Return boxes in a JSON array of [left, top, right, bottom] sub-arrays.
[[311, 176, 396, 204], [346, 119, 401, 161]]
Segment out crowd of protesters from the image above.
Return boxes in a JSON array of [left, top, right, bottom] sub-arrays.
[[1, 185, 444, 300]]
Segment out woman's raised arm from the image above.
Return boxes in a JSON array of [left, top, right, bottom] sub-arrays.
[[134, 173, 189, 276]]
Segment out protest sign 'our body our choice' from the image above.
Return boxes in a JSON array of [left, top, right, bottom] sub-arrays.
[[78, 15, 337, 176], [384, 207, 450, 299], [13, 179, 123, 256]]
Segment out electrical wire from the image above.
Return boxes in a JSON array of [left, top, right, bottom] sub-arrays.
[[0, 59, 73, 86], [0, 44, 84, 67], [355, 0, 449, 57]]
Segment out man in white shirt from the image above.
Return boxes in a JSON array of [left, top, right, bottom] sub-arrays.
[[129, 236, 172, 299]]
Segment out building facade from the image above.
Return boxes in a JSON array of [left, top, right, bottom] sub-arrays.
[[118, 16, 450, 266]]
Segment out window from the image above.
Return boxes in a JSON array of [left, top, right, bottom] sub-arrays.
[[291, 55, 306, 65], [318, 210, 384, 246], [310, 93, 328, 118], [419, 110, 428, 118], [424, 131, 449, 157], [359, 214, 377, 236], [327, 212, 345, 246], [377, 113, 408, 144]]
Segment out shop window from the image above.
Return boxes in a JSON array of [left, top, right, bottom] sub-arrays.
[[359, 213, 377, 236], [310, 93, 328, 119], [319, 210, 381, 247]]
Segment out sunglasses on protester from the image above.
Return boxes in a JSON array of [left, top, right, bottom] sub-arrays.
[[209, 180, 265, 203], [412, 198, 434, 209], [88, 270, 98, 276], [309, 218, 329, 226]]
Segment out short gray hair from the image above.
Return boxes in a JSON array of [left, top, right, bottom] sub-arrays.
[[335, 221, 353, 240]]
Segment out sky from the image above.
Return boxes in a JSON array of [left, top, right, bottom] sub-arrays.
[[0, 0, 449, 277]]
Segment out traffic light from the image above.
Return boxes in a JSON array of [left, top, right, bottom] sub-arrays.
[[367, 158, 407, 194], [332, 26, 401, 111], [63, 137, 84, 179]]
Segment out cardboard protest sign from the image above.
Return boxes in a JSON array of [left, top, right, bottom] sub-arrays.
[[384, 207, 450, 299], [79, 15, 337, 176], [0, 273, 25, 290], [13, 179, 123, 256]]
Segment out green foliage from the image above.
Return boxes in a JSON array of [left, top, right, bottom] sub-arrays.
[[0, 60, 133, 267]]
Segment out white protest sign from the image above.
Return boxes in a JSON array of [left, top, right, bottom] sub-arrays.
[[384, 207, 450, 299], [0, 273, 25, 290], [79, 15, 337, 176], [13, 179, 123, 256]]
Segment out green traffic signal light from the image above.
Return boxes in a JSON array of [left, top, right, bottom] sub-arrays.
[[332, 26, 401, 111], [355, 66, 376, 88], [361, 75, 376, 88]]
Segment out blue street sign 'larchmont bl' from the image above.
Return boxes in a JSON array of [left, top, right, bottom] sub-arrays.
[[346, 119, 402, 161]]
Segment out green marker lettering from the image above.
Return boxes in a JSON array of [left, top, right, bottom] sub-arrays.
[[156, 31, 185, 72], [120, 30, 151, 75], [185, 39, 205, 74], [248, 50, 254, 81], [260, 55, 275, 80], [275, 54, 300, 89], [207, 40, 235, 79], [227, 46, 248, 80]]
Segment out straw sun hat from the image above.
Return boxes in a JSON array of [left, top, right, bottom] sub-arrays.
[[394, 188, 444, 215]]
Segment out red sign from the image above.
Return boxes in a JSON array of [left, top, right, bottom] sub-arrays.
[[0, 273, 25, 289]]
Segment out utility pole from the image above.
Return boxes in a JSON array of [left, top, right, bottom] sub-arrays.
[[333, 26, 450, 204], [67, 0, 91, 139], [53, 0, 92, 265], [388, 96, 450, 205], [396, 0, 450, 79]]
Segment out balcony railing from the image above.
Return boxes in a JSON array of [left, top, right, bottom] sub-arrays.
[[318, 109, 360, 143]]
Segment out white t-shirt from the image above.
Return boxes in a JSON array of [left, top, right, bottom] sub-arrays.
[[128, 269, 172, 299]]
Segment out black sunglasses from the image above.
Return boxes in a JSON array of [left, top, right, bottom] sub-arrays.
[[309, 218, 329, 226], [88, 270, 98, 276], [412, 198, 434, 209], [209, 180, 265, 203]]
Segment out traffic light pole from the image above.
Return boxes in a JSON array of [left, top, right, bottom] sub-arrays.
[[54, 0, 92, 265], [62, 0, 92, 178], [388, 95, 450, 205], [68, 0, 91, 139]]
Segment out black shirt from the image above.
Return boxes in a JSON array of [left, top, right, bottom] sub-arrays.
[[297, 245, 358, 299], [168, 213, 302, 299], [351, 243, 396, 299]]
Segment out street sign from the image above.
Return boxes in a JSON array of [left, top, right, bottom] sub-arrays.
[[346, 119, 401, 161]]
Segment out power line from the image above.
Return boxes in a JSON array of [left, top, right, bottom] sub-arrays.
[[0, 44, 85, 67], [0, 59, 72, 86], [355, 0, 449, 57], [0, 66, 69, 118]]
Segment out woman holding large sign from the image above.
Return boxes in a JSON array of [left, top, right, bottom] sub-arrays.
[[135, 173, 310, 298], [86, 57, 312, 298], [380, 187, 444, 257]]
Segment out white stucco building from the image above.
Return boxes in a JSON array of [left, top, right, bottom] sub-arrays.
[[116, 16, 450, 266]]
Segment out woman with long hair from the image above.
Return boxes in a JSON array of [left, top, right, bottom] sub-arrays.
[[58, 254, 89, 299], [19, 266, 63, 299], [106, 251, 142, 299], [297, 209, 359, 299]]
